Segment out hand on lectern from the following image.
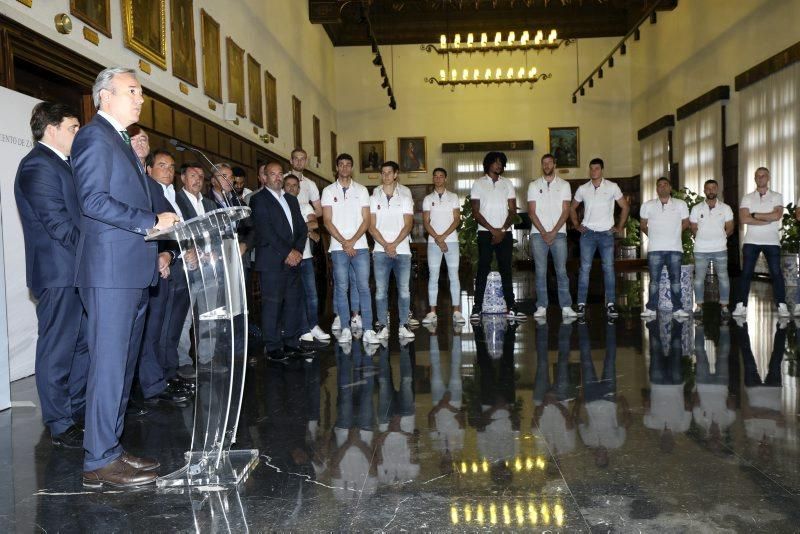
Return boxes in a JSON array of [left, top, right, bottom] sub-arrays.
[[154, 212, 181, 231]]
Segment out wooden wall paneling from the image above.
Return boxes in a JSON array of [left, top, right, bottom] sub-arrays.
[[219, 132, 231, 158], [190, 116, 205, 147], [231, 137, 242, 163], [173, 109, 190, 142], [139, 97, 155, 128], [153, 99, 173, 136], [241, 142, 252, 166], [205, 123, 219, 155]]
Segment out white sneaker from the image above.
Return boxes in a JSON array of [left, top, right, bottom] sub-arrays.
[[332, 315, 341, 331], [363, 329, 380, 344], [350, 315, 363, 330], [453, 311, 466, 324], [533, 306, 547, 318], [794, 304, 800, 317], [339, 341, 352, 355], [399, 325, 416, 339], [778, 303, 790, 317], [300, 331, 314, 342], [422, 312, 437, 324], [732, 303, 747, 317], [338, 328, 352, 343], [673, 309, 690, 318], [375, 325, 389, 340], [641, 308, 656, 318], [562, 307, 577, 318], [407, 313, 420, 327], [310, 325, 331, 341]]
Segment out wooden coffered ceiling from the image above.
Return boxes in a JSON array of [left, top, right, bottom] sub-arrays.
[[309, 0, 678, 46]]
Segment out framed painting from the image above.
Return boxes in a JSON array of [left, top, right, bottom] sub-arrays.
[[359, 141, 385, 174], [265, 71, 278, 136], [122, 0, 167, 70], [70, 0, 111, 38], [200, 9, 221, 102], [548, 126, 579, 168], [397, 136, 427, 173], [247, 54, 263, 127], [226, 37, 246, 118], [170, 0, 197, 86]]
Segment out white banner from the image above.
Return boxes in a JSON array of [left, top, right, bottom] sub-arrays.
[[0, 86, 41, 395]]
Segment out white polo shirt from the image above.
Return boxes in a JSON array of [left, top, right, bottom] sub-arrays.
[[285, 171, 321, 208], [527, 176, 572, 234], [422, 189, 460, 243], [690, 200, 734, 253], [640, 197, 689, 252], [300, 203, 314, 259], [740, 190, 783, 246], [470, 175, 515, 232], [373, 181, 412, 201], [370, 187, 413, 254], [574, 179, 623, 231], [321, 179, 370, 251]]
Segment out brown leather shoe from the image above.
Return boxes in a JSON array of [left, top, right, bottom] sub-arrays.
[[82, 457, 157, 488], [119, 451, 161, 472]]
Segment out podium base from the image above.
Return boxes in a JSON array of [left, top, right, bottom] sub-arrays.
[[156, 449, 260, 488]]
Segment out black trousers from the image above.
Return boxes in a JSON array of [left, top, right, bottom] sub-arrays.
[[260, 267, 303, 352], [474, 231, 515, 308]]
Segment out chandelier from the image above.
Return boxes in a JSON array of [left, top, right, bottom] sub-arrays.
[[422, 30, 568, 54], [425, 66, 551, 87]]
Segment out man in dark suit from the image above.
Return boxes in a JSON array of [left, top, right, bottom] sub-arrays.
[[14, 102, 89, 449], [71, 67, 180, 488], [250, 162, 313, 362]]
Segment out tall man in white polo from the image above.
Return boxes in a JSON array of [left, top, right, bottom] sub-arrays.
[[734, 167, 788, 317], [640, 177, 690, 318], [527, 153, 575, 321], [570, 158, 629, 318], [690, 179, 734, 317], [469, 151, 525, 321], [321, 153, 379, 344]]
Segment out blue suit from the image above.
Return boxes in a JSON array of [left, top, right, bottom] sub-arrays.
[[71, 113, 158, 471], [250, 188, 307, 351], [14, 142, 89, 436]]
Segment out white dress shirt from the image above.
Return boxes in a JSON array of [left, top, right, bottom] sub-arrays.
[[159, 182, 183, 219], [267, 188, 294, 232], [182, 188, 207, 217]]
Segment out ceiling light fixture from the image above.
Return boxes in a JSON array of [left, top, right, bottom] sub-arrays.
[[425, 68, 551, 87], [424, 29, 570, 55]]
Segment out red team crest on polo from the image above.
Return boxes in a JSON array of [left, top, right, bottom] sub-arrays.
[[334, 196, 338, 202]]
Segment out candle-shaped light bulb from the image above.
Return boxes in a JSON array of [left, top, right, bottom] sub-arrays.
[[451, 68, 457, 80], [462, 68, 469, 80], [485, 68, 492, 79], [473, 68, 480, 79], [507, 67, 514, 79], [440, 34, 447, 48], [517, 67, 525, 78], [508, 31, 516, 45], [454, 33, 461, 48], [440, 69, 446, 80], [521, 30, 530, 44], [495, 67, 502, 78], [494, 32, 502, 46], [467, 33, 474, 47], [529, 67, 537, 77], [480, 32, 488, 46]]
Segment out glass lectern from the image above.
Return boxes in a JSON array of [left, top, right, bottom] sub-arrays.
[[146, 206, 258, 487]]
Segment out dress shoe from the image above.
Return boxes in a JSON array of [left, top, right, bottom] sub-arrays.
[[284, 345, 315, 359], [119, 451, 161, 471], [266, 349, 288, 362], [125, 399, 149, 417], [83, 457, 157, 489], [144, 387, 191, 406], [169, 376, 195, 391], [51, 425, 83, 449], [166, 380, 194, 396]]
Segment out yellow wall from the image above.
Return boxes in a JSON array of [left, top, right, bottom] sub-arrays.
[[0, 0, 338, 178], [334, 37, 634, 185]]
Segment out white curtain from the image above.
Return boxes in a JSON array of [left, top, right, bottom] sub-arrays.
[[442, 149, 535, 208], [639, 129, 670, 255], [739, 62, 800, 213], [677, 102, 723, 196]]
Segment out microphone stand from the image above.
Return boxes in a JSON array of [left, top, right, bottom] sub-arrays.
[[169, 139, 244, 207]]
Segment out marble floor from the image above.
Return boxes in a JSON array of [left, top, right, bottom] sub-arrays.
[[2, 273, 800, 532]]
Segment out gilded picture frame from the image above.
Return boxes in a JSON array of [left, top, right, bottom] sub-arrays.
[[226, 37, 246, 118], [548, 126, 580, 168], [200, 9, 221, 102], [359, 141, 385, 174], [397, 136, 427, 173], [170, 0, 197, 86], [122, 0, 167, 70], [247, 54, 263, 127], [70, 0, 111, 38]]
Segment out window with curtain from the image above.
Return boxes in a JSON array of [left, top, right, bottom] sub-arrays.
[[677, 102, 723, 195], [639, 129, 670, 255]]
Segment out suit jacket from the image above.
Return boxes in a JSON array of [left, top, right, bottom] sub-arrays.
[[14, 143, 82, 290], [71, 114, 158, 289], [175, 188, 217, 221], [147, 177, 180, 257], [250, 188, 307, 273]]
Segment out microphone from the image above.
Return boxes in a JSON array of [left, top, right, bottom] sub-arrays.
[[168, 139, 243, 207]]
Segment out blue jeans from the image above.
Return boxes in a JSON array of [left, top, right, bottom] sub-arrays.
[[427, 243, 460, 306], [647, 251, 683, 311], [299, 258, 319, 332], [349, 265, 359, 313], [531, 233, 571, 308], [373, 252, 411, 326], [694, 251, 730, 304], [739, 243, 785, 306], [331, 249, 373, 329], [577, 230, 615, 305]]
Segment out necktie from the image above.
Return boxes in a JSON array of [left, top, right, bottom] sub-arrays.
[[120, 130, 131, 145], [65, 156, 71, 168]]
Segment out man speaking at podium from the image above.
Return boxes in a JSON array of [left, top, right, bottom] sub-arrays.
[[71, 67, 179, 488]]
